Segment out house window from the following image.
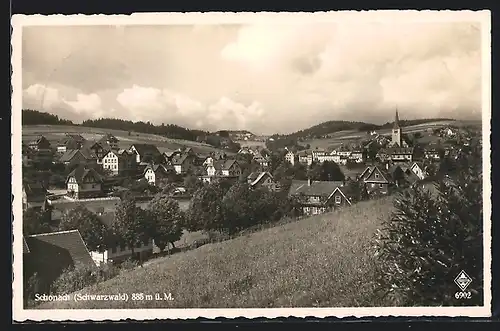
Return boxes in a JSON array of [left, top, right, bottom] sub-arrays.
[[379, 184, 384, 188], [335, 196, 341, 204], [375, 173, 379, 178]]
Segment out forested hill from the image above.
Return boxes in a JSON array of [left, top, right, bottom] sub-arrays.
[[22, 109, 209, 142], [82, 118, 208, 141], [22, 109, 75, 126], [283, 118, 455, 140]]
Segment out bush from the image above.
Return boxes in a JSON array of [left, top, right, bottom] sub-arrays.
[[374, 143, 483, 306], [50, 263, 121, 296], [119, 257, 140, 271]]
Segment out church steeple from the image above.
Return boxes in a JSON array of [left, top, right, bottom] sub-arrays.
[[391, 108, 402, 147], [393, 108, 400, 129]]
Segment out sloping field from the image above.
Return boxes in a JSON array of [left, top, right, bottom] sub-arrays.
[[39, 197, 397, 309], [22, 125, 221, 154], [301, 119, 479, 151]]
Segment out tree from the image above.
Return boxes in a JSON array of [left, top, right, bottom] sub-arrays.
[[308, 161, 345, 181], [374, 142, 483, 306], [221, 182, 256, 234], [148, 196, 185, 251], [113, 198, 150, 259], [185, 180, 232, 233], [183, 175, 203, 194], [59, 204, 110, 252], [23, 208, 51, 236]]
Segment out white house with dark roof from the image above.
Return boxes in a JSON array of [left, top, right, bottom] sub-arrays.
[[57, 134, 87, 153], [66, 166, 104, 199], [128, 143, 162, 164], [144, 164, 172, 186]]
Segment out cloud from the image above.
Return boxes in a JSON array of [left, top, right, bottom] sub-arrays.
[[115, 84, 267, 132], [21, 21, 483, 134]]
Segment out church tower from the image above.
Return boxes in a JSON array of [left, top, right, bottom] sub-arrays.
[[391, 109, 402, 147]]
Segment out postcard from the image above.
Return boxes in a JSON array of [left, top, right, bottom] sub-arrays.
[[11, 10, 491, 321]]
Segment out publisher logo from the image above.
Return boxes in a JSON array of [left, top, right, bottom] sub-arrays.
[[454, 270, 472, 291]]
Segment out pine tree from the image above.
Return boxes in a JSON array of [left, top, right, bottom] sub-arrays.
[[374, 142, 483, 306]]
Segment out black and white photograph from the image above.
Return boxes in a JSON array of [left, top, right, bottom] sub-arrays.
[[11, 11, 491, 320]]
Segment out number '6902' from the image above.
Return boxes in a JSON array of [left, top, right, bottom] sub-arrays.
[[455, 291, 472, 299]]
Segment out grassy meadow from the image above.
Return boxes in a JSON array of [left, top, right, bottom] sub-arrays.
[[39, 196, 398, 309], [22, 125, 222, 154]]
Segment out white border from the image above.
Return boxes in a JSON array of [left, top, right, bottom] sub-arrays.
[[11, 10, 492, 321]]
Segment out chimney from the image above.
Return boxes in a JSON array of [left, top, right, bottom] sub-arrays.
[[308, 178, 312, 186]]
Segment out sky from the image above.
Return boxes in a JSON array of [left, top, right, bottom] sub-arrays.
[[21, 20, 483, 135]]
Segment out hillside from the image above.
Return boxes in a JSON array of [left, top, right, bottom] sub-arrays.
[[22, 125, 224, 154], [284, 118, 456, 140], [22, 109, 208, 143], [38, 197, 397, 309]]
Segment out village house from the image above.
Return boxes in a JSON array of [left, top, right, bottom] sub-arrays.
[[201, 159, 242, 183], [311, 148, 327, 161], [424, 145, 443, 161], [348, 149, 366, 163], [102, 150, 137, 176], [237, 147, 253, 155], [359, 165, 393, 195], [83, 141, 111, 165], [285, 151, 297, 166], [24, 229, 96, 294], [128, 143, 162, 164], [98, 133, 120, 151], [28, 135, 52, 152], [58, 149, 98, 169], [253, 154, 270, 168], [297, 152, 313, 166], [334, 145, 352, 158], [144, 164, 172, 186], [247, 171, 278, 190], [384, 147, 415, 162], [22, 181, 48, 211], [171, 153, 196, 175], [56, 134, 87, 153], [66, 166, 104, 199], [288, 179, 353, 216]]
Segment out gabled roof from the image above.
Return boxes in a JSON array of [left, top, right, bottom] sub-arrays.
[[23, 181, 47, 198], [25, 230, 95, 288], [247, 171, 273, 186], [171, 153, 189, 165], [66, 166, 103, 184], [221, 159, 238, 170], [130, 143, 161, 156], [83, 140, 111, 151], [288, 180, 344, 198], [143, 163, 171, 175], [30, 135, 50, 145], [362, 166, 392, 183], [59, 149, 81, 162]]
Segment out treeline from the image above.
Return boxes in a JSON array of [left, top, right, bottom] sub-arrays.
[[82, 118, 208, 142], [22, 109, 74, 126], [283, 118, 456, 140]]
